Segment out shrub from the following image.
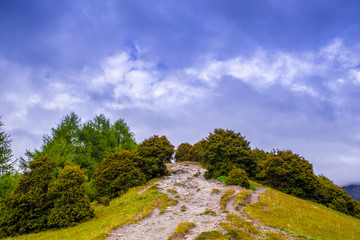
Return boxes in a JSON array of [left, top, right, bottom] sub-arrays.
[[0, 155, 56, 237], [258, 150, 317, 198], [93, 151, 146, 199], [194, 129, 257, 179], [195, 231, 227, 240], [174, 143, 192, 162], [217, 176, 227, 182], [47, 165, 94, 228], [137, 135, 174, 179], [225, 168, 250, 189]]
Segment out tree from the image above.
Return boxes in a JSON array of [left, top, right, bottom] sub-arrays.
[[199, 129, 257, 179], [47, 165, 94, 228], [0, 118, 14, 176], [137, 135, 174, 179], [175, 143, 192, 162], [0, 156, 56, 237], [93, 151, 146, 200], [28, 113, 138, 178]]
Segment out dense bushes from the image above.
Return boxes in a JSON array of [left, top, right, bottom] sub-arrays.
[[191, 129, 257, 179], [137, 135, 174, 179], [175, 143, 192, 162], [257, 150, 318, 199], [93, 136, 176, 200], [225, 168, 250, 189], [93, 151, 146, 199], [189, 128, 360, 219], [0, 156, 56, 237], [47, 165, 94, 228], [0, 156, 94, 237]]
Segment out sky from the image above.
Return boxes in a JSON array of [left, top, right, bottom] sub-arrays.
[[0, 0, 360, 186]]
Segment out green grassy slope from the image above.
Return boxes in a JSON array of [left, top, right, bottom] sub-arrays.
[[3, 180, 360, 240], [3, 183, 175, 240], [246, 182, 360, 240]]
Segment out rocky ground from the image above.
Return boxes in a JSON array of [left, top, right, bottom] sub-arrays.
[[106, 162, 288, 240]]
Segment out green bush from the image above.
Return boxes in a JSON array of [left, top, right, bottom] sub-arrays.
[[0, 156, 56, 237], [193, 129, 257, 179], [93, 151, 146, 199], [174, 143, 192, 162], [47, 165, 94, 228], [258, 150, 317, 198], [137, 135, 174, 179], [217, 176, 227, 182], [225, 168, 250, 189]]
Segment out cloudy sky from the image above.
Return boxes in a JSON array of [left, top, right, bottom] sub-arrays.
[[1, 0, 360, 186]]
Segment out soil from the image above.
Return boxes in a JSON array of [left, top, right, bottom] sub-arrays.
[[106, 162, 278, 240]]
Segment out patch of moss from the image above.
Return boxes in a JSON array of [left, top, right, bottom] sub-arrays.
[[200, 208, 217, 216], [220, 189, 235, 209], [194, 231, 227, 240], [168, 222, 195, 239]]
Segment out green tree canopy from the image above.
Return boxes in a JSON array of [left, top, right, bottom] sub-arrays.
[[175, 142, 192, 162], [27, 113, 138, 178], [137, 135, 174, 179], [258, 150, 318, 199], [0, 155, 56, 237], [195, 129, 257, 179], [0, 117, 14, 176]]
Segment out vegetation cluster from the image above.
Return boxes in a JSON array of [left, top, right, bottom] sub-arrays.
[[175, 128, 360, 218], [0, 112, 359, 238], [0, 113, 174, 237]]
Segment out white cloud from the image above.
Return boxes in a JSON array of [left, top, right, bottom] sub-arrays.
[[186, 38, 360, 101], [91, 52, 208, 110]]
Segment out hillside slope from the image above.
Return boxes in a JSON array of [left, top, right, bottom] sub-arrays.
[[343, 184, 360, 202], [4, 162, 360, 240]]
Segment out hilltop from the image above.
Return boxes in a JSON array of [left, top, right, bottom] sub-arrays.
[[5, 161, 360, 240]]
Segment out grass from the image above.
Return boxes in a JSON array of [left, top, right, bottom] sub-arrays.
[[245, 186, 360, 240], [194, 231, 227, 240], [220, 189, 235, 209], [168, 222, 195, 239], [217, 176, 227, 182], [200, 208, 217, 216], [4, 184, 176, 240], [234, 189, 251, 206]]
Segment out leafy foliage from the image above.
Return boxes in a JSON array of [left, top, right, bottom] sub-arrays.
[[93, 151, 146, 199], [225, 168, 250, 189], [47, 165, 94, 228], [174, 143, 192, 162], [0, 156, 56, 237], [137, 135, 174, 179], [0, 172, 19, 208], [27, 113, 138, 178], [256, 149, 360, 218], [0, 117, 14, 176], [192, 129, 257, 179], [0, 156, 96, 237], [257, 150, 317, 199], [314, 175, 360, 218]]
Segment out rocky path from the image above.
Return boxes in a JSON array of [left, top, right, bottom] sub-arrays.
[[106, 162, 280, 240]]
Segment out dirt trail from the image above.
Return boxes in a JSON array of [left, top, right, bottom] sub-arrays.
[[106, 162, 269, 240]]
